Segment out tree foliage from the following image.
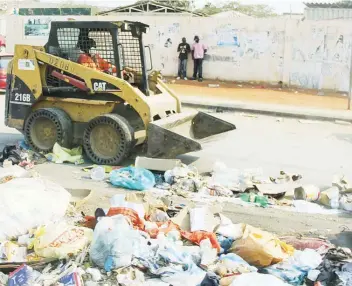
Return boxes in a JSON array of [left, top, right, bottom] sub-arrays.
[[197, 1, 276, 17], [137, 0, 191, 9]]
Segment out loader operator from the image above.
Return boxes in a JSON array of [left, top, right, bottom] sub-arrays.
[[77, 38, 117, 74]]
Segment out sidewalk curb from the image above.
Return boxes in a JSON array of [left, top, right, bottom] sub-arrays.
[[182, 101, 352, 123]]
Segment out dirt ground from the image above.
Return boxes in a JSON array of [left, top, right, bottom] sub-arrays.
[[167, 79, 350, 110]]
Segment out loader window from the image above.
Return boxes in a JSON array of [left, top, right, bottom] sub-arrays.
[[118, 30, 143, 85], [57, 28, 80, 61], [88, 31, 114, 68], [56, 28, 115, 69]]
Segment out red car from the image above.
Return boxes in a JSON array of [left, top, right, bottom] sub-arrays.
[[0, 54, 12, 92]]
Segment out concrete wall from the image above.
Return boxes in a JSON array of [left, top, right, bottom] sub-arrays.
[[4, 15, 352, 92]]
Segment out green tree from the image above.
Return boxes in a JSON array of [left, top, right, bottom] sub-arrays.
[[136, 0, 191, 9], [199, 3, 222, 15], [198, 1, 276, 17]]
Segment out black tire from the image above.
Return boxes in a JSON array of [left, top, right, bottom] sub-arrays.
[[83, 114, 134, 165], [24, 108, 73, 153]]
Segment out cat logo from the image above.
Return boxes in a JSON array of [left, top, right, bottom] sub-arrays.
[[93, 81, 107, 92]]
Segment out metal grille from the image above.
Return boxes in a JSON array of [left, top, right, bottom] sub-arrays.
[[118, 30, 143, 84], [46, 27, 116, 87]]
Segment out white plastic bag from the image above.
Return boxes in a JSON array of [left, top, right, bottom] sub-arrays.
[[90, 215, 149, 271], [0, 165, 29, 180], [0, 178, 71, 240], [210, 162, 240, 190], [216, 214, 244, 240], [210, 162, 262, 191], [230, 273, 290, 286]]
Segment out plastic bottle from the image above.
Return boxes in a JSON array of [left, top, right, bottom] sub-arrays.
[[90, 166, 105, 181]]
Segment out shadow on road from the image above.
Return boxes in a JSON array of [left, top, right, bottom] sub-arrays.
[[0, 132, 23, 150]]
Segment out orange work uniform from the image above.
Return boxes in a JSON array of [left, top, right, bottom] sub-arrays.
[[77, 53, 117, 73]]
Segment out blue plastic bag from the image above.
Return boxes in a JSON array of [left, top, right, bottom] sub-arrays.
[[110, 166, 155, 191], [261, 249, 322, 286]]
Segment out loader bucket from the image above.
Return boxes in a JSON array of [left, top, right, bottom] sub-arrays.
[[146, 111, 236, 158]]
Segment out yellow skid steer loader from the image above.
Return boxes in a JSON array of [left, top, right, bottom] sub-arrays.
[[5, 21, 236, 164]]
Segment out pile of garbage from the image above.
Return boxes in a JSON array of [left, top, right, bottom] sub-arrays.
[[0, 142, 85, 172], [2, 139, 351, 214], [0, 165, 351, 286], [0, 142, 47, 171], [102, 158, 352, 214]]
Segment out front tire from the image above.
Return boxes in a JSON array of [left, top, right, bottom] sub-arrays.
[[83, 114, 134, 165], [24, 108, 73, 153]]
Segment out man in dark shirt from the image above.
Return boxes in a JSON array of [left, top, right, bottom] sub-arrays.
[[177, 37, 191, 80]]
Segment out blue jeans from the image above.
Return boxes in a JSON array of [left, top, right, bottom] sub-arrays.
[[193, 59, 203, 79], [178, 58, 187, 78]]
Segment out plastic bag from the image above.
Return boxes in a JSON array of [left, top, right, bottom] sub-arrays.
[[0, 165, 29, 181], [0, 241, 27, 262], [216, 214, 244, 240], [340, 194, 352, 211], [210, 162, 263, 192], [90, 215, 149, 271], [210, 162, 241, 190], [230, 225, 294, 267], [33, 222, 93, 259], [149, 209, 170, 222], [230, 273, 290, 286], [181, 231, 221, 252], [262, 249, 322, 285], [240, 193, 268, 207], [200, 239, 217, 266], [138, 244, 206, 286], [46, 143, 84, 164], [280, 236, 331, 253], [110, 167, 155, 191], [215, 253, 257, 277], [0, 178, 71, 240]]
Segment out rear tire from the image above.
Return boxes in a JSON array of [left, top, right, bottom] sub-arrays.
[[83, 114, 134, 165], [24, 108, 73, 153]]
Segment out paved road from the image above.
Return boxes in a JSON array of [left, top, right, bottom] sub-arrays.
[[1, 95, 351, 187], [0, 96, 351, 245], [180, 110, 352, 187]]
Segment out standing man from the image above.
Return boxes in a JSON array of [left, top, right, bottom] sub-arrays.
[[191, 35, 207, 82], [177, 37, 191, 80]]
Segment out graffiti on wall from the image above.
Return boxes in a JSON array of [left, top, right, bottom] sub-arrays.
[[140, 18, 352, 91], [290, 72, 320, 89], [290, 25, 352, 91], [324, 34, 352, 63], [203, 24, 284, 62], [291, 26, 325, 62], [214, 24, 240, 47], [204, 54, 241, 66], [155, 23, 180, 47], [149, 23, 181, 72]]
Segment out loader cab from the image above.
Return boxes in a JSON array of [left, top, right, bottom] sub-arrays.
[[44, 21, 150, 95]]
